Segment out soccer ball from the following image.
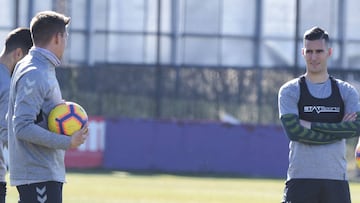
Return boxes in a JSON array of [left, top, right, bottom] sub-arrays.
[[356, 147, 360, 168], [48, 101, 88, 136]]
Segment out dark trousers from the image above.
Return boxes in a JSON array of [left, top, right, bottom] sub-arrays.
[[281, 179, 351, 203], [0, 182, 6, 203], [17, 181, 63, 203]]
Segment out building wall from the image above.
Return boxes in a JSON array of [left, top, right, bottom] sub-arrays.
[[1, 0, 360, 68]]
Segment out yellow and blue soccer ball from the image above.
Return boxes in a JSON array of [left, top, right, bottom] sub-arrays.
[[48, 101, 88, 136], [356, 147, 360, 168]]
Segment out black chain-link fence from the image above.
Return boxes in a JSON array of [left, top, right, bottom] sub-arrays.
[[57, 65, 360, 125]]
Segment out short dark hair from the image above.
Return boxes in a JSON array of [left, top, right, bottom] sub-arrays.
[[30, 11, 70, 46], [4, 27, 33, 55], [303, 26, 330, 44]]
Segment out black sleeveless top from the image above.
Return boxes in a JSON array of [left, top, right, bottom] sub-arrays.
[[297, 76, 344, 123]]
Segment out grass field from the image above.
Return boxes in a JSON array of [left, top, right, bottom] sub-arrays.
[[4, 170, 360, 203]]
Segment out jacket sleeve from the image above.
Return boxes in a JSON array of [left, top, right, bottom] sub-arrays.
[[0, 76, 10, 146], [12, 70, 71, 150]]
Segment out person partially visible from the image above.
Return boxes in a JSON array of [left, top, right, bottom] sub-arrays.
[[7, 11, 88, 203], [0, 27, 33, 203], [278, 26, 360, 203]]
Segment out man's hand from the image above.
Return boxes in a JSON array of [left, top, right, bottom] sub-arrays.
[[343, 112, 357, 122], [70, 123, 89, 149], [300, 113, 357, 130]]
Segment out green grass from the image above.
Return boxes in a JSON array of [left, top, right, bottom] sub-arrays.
[[4, 170, 360, 203]]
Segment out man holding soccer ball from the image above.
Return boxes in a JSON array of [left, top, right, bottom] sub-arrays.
[[278, 26, 360, 203], [7, 11, 89, 203]]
